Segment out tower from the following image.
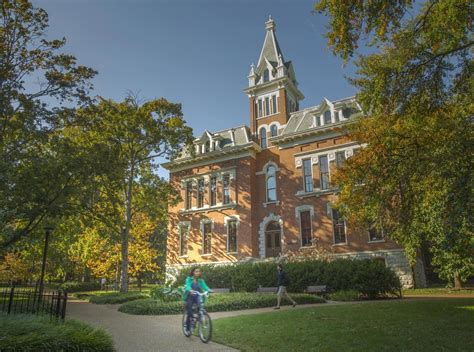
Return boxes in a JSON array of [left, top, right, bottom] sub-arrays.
[[244, 16, 304, 143]]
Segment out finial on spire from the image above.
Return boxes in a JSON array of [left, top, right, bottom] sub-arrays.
[[265, 15, 275, 31]]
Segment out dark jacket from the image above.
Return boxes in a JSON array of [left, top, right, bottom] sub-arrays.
[[277, 270, 290, 286]]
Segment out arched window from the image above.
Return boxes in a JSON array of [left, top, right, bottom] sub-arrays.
[[266, 165, 277, 202], [265, 221, 281, 257], [324, 111, 332, 125], [270, 124, 278, 137], [260, 127, 267, 149], [263, 69, 270, 82]]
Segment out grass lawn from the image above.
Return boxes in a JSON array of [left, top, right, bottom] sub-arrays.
[[0, 314, 114, 351], [403, 288, 474, 296], [213, 298, 474, 352]]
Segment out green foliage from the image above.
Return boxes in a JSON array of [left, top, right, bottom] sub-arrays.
[[173, 260, 400, 298], [316, 0, 474, 286], [150, 286, 183, 302], [329, 290, 360, 302], [88, 292, 148, 305], [0, 314, 114, 352], [213, 299, 474, 351], [60, 281, 101, 293], [118, 293, 324, 315]]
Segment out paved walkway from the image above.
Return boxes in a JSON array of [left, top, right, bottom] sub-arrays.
[[67, 300, 330, 352]]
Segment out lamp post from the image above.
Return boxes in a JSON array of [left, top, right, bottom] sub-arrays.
[[39, 225, 54, 293]]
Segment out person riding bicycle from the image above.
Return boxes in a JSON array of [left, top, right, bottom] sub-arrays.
[[182, 267, 210, 332]]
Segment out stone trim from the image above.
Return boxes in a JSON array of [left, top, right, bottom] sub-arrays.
[[258, 213, 283, 258]]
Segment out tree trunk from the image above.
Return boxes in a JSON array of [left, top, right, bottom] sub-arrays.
[[120, 166, 134, 293], [454, 272, 463, 290]]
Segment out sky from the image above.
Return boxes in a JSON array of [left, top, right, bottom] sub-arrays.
[[33, 0, 359, 177]]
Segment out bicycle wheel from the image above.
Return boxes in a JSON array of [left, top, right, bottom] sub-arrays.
[[182, 310, 192, 337], [198, 311, 212, 343]]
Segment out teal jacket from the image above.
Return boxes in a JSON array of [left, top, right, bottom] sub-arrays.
[[182, 276, 210, 301]]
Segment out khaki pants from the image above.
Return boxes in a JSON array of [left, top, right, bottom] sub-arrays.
[[277, 286, 295, 306]]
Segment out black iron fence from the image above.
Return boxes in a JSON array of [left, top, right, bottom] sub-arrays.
[[0, 285, 67, 320]]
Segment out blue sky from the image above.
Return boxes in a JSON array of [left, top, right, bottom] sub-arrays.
[[33, 0, 359, 176]]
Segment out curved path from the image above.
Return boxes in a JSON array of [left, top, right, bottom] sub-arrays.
[[67, 299, 236, 352]]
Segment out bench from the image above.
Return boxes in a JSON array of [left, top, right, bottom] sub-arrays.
[[210, 288, 230, 294], [257, 287, 278, 293], [306, 285, 329, 296]]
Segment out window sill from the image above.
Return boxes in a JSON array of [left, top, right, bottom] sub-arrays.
[[179, 255, 188, 258], [332, 243, 348, 247], [296, 188, 338, 198], [368, 239, 385, 243], [226, 252, 238, 255], [263, 201, 280, 208], [257, 112, 279, 120], [180, 202, 237, 214], [200, 253, 212, 257]]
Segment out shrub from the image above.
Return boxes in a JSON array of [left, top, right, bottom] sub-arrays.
[[88, 292, 148, 304], [172, 259, 401, 298], [60, 281, 101, 292], [119, 292, 324, 315], [329, 290, 360, 301], [150, 286, 183, 302], [0, 314, 114, 351]]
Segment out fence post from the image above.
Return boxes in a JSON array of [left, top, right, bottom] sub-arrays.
[[55, 290, 61, 320], [61, 291, 68, 321], [7, 286, 15, 314]]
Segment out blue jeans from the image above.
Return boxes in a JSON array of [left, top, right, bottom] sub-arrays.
[[186, 294, 200, 329]]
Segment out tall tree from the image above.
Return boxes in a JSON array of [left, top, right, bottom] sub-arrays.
[[0, 0, 97, 248], [74, 96, 193, 292], [316, 0, 473, 287]]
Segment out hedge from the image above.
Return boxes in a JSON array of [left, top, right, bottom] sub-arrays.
[[60, 281, 101, 292], [173, 259, 401, 299], [88, 292, 148, 304], [119, 292, 324, 315], [0, 314, 114, 352]]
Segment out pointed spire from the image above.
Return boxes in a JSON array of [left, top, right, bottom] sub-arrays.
[[265, 15, 275, 32], [248, 63, 257, 87]]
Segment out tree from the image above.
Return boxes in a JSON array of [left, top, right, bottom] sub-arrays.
[[316, 0, 473, 287], [74, 96, 193, 292], [0, 0, 97, 248]]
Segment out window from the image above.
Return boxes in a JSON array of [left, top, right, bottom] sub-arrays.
[[266, 165, 277, 202], [185, 181, 193, 209], [209, 176, 217, 206], [335, 151, 346, 168], [179, 224, 188, 256], [300, 210, 312, 247], [227, 220, 237, 253], [197, 178, 204, 208], [204, 141, 210, 153], [223, 174, 230, 204], [260, 127, 267, 149], [332, 209, 346, 244], [263, 69, 270, 82], [319, 155, 329, 190], [270, 124, 278, 137], [258, 99, 263, 117], [315, 115, 321, 127], [302, 159, 313, 192], [202, 222, 212, 254], [334, 111, 340, 122], [271, 95, 277, 114], [342, 107, 354, 119], [369, 224, 384, 241], [265, 97, 270, 116], [324, 111, 332, 125]]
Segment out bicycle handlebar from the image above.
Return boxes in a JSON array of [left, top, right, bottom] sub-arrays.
[[189, 290, 210, 296]]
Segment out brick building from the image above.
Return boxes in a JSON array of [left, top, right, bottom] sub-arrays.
[[164, 17, 420, 287]]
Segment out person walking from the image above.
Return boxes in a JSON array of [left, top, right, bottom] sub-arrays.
[[274, 264, 297, 309]]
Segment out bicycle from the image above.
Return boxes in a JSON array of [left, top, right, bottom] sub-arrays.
[[182, 291, 212, 343]]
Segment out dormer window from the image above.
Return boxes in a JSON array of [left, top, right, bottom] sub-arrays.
[[342, 107, 354, 119], [204, 141, 210, 153], [324, 111, 332, 125], [263, 69, 270, 82]]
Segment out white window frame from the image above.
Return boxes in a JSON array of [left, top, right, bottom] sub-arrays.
[[178, 222, 191, 257], [224, 216, 240, 254], [330, 207, 347, 245], [200, 219, 214, 256], [295, 205, 314, 247], [265, 164, 278, 203]]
